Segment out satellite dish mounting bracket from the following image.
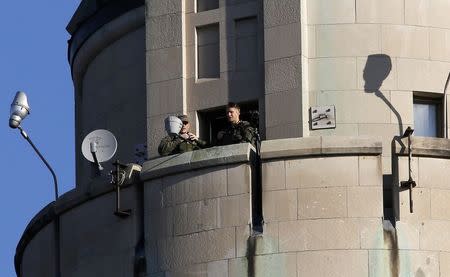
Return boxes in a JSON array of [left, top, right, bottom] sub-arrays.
[[90, 141, 104, 171], [111, 160, 132, 218]]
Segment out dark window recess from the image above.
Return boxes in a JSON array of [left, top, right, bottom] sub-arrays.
[[198, 101, 259, 145], [197, 0, 219, 12], [197, 23, 220, 79], [235, 17, 258, 72], [413, 93, 443, 137]]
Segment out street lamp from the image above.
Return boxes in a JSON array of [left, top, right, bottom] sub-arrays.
[[9, 91, 59, 201]]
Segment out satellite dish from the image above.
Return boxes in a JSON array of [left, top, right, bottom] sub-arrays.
[[81, 129, 117, 170]]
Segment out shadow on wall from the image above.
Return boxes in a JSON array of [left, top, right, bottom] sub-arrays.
[[363, 54, 403, 136], [363, 54, 404, 226]]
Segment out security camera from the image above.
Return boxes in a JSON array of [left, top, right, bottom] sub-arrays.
[[9, 91, 30, 129]]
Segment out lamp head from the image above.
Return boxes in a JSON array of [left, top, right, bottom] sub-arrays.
[[9, 91, 30, 129]]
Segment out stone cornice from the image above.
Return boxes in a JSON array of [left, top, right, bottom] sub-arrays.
[[395, 136, 450, 158], [140, 143, 256, 181], [260, 136, 383, 160]]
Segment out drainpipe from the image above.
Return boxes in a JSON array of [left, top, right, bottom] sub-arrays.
[[251, 129, 264, 234], [400, 127, 416, 213]]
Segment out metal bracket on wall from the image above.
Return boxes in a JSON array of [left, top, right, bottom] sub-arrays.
[[310, 105, 336, 130], [400, 127, 416, 213], [111, 160, 132, 218]]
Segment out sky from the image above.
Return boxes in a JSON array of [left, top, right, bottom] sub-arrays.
[[0, 2, 80, 275]]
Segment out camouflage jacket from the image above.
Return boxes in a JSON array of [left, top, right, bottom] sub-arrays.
[[158, 134, 207, 156], [216, 121, 257, 147]]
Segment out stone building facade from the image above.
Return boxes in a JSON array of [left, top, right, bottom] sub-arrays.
[[14, 0, 450, 276]]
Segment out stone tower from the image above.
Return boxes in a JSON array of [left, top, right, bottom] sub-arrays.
[[15, 0, 450, 276]]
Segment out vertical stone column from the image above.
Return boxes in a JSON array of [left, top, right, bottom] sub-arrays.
[[146, 0, 186, 157], [263, 0, 302, 139]]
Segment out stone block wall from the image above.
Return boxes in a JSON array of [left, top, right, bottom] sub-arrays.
[[263, 0, 302, 139], [303, 0, 450, 174], [390, 137, 450, 277], [258, 137, 384, 277], [15, 137, 450, 276], [38, 0, 450, 275], [59, 187, 140, 276], [142, 137, 388, 277], [70, 6, 147, 188], [146, 0, 265, 157], [142, 144, 255, 276], [254, 136, 450, 276], [146, 0, 185, 158], [16, 181, 142, 277], [20, 222, 56, 277], [140, 137, 450, 277]]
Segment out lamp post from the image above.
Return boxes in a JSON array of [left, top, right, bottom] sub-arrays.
[[9, 91, 59, 201]]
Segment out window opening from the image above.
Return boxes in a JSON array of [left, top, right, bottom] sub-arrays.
[[197, 23, 220, 79], [413, 93, 443, 137], [197, 0, 219, 12], [197, 101, 259, 145]]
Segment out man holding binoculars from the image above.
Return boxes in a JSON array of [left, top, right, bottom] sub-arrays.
[[158, 115, 207, 156]]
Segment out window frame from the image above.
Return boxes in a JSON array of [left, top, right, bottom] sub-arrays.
[[196, 0, 219, 13], [195, 23, 220, 80], [197, 101, 260, 145], [413, 92, 444, 138]]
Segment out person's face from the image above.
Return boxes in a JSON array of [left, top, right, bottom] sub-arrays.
[[227, 107, 240, 123], [180, 121, 190, 134]]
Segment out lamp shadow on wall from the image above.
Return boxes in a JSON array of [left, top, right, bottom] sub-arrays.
[[363, 54, 403, 136], [363, 54, 403, 225]]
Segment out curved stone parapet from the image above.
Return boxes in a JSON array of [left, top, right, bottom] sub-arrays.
[[394, 136, 450, 263], [258, 136, 450, 277], [260, 136, 382, 159], [15, 144, 255, 276], [141, 143, 256, 180], [16, 137, 450, 276], [140, 137, 383, 276], [14, 175, 140, 276], [259, 137, 384, 276], [395, 136, 450, 158], [140, 143, 257, 274]]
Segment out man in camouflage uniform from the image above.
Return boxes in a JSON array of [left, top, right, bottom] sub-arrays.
[[158, 115, 207, 156], [217, 102, 257, 147]]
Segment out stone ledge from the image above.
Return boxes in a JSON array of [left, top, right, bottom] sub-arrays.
[[260, 136, 382, 160], [140, 143, 256, 181], [395, 136, 450, 158]]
